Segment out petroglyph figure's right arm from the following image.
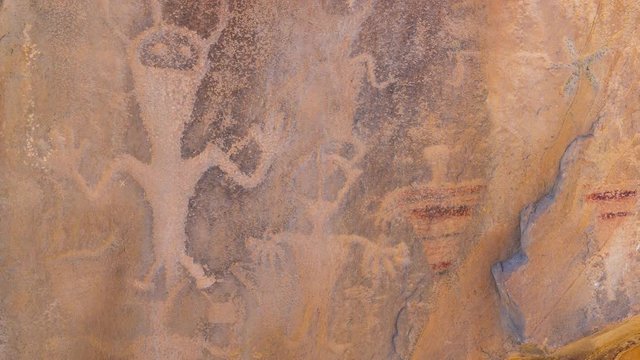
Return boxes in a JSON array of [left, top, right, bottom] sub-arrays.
[[48, 128, 148, 200]]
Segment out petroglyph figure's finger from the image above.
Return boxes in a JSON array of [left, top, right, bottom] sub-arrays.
[[563, 72, 579, 97], [351, 53, 395, 89], [585, 47, 608, 65], [49, 128, 68, 150], [99, 0, 137, 43], [586, 68, 600, 90], [565, 38, 578, 59], [148, 0, 163, 26], [201, 0, 230, 49], [229, 263, 257, 292], [549, 62, 574, 71]]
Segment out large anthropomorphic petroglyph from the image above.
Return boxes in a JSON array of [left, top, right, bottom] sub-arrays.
[[44, 0, 291, 356]]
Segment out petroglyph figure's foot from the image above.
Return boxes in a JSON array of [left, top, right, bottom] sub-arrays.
[[325, 339, 351, 356], [180, 253, 216, 289], [131, 260, 161, 291], [131, 255, 216, 291], [284, 329, 351, 357]]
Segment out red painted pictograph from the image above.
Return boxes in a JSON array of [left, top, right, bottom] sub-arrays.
[[587, 189, 636, 201], [411, 204, 471, 221], [586, 187, 638, 224], [430, 261, 452, 273], [380, 182, 485, 276], [599, 211, 633, 220]]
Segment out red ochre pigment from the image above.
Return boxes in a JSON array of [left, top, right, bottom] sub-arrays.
[[411, 204, 471, 221], [599, 211, 633, 220], [587, 189, 637, 201]]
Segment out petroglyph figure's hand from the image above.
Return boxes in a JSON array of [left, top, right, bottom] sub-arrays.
[[47, 127, 88, 179], [250, 111, 291, 160], [239, 110, 292, 179], [362, 241, 409, 279], [341, 235, 409, 280], [246, 234, 289, 270], [550, 38, 608, 97]]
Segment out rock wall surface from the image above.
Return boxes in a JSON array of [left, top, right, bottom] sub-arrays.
[[0, 0, 639, 359]]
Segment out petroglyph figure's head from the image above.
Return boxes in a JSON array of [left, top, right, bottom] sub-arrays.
[[423, 144, 450, 184], [101, 0, 228, 74], [131, 0, 229, 74], [138, 27, 202, 71]]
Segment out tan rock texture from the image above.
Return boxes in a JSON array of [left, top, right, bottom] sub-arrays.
[[1, 0, 640, 359]]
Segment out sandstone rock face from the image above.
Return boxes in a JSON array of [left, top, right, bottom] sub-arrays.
[[1, 0, 640, 359]]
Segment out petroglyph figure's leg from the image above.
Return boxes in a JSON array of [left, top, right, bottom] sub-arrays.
[[286, 300, 349, 356], [131, 240, 216, 291]]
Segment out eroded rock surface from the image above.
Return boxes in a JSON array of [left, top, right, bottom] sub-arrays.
[[1, 0, 640, 359], [493, 1, 640, 357]]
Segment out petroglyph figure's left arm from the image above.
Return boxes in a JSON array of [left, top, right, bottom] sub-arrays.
[[187, 112, 290, 188]]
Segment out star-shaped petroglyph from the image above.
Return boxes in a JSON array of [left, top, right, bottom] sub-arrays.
[[553, 38, 607, 97]]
